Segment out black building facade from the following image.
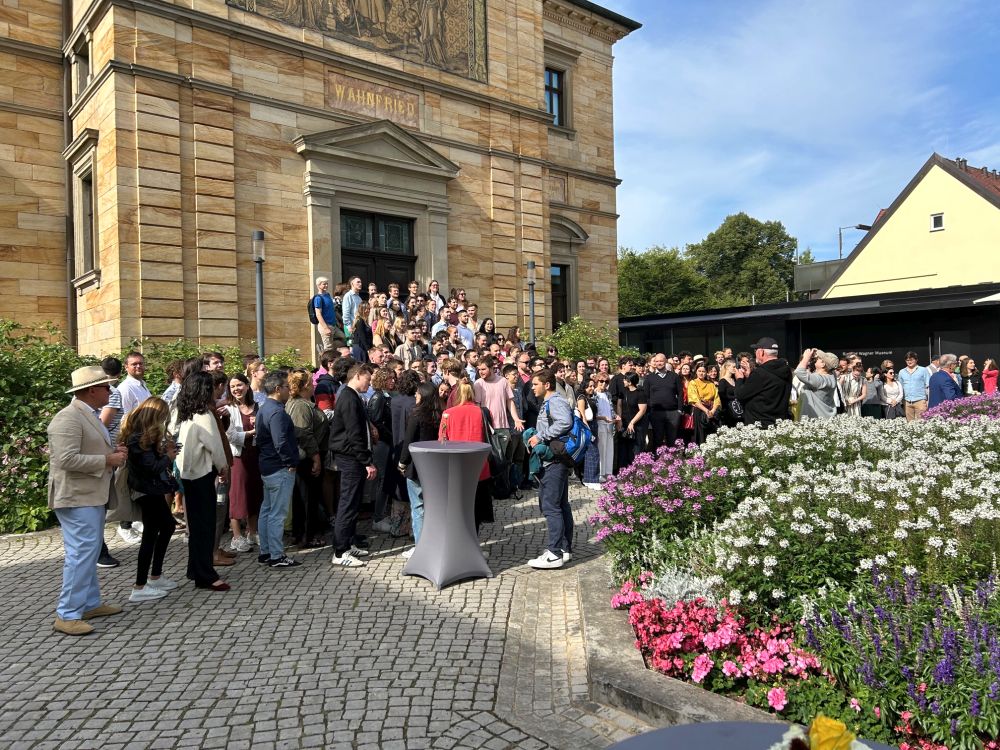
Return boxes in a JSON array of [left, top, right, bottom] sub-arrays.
[[619, 284, 1000, 367]]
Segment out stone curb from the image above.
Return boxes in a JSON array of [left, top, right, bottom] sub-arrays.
[[578, 559, 778, 727]]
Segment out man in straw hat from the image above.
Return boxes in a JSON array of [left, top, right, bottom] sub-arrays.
[[47, 365, 128, 635]]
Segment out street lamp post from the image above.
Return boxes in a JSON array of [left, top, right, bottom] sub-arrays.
[[527, 260, 536, 347], [252, 230, 266, 358], [838, 224, 873, 259]]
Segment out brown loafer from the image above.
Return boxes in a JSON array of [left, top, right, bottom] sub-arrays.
[[218, 548, 237, 559], [81, 603, 123, 620], [53, 617, 95, 636], [213, 555, 235, 567]]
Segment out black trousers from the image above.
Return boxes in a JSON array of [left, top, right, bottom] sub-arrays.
[[293, 457, 327, 543], [334, 458, 365, 555], [184, 472, 220, 586], [648, 409, 681, 452], [135, 494, 176, 586]]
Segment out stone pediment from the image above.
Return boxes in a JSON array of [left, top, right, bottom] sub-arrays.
[[295, 120, 459, 179]]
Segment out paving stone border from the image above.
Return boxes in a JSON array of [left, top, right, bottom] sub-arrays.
[[577, 560, 777, 727]]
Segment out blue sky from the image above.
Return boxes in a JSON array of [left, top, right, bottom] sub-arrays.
[[605, 0, 1000, 260]]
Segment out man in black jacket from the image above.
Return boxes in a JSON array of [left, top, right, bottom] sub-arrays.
[[644, 352, 686, 451], [735, 337, 793, 428], [329, 363, 377, 568]]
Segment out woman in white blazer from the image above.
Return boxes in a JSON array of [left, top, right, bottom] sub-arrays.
[[175, 372, 231, 591]]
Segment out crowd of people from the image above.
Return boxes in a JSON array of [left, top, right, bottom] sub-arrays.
[[44, 273, 996, 635]]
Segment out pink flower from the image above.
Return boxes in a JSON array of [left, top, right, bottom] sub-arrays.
[[873, 706, 881, 719], [722, 660, 740, 677], [849, 698, 861, 713], [691, 653, 714, 683], [767, 687, 787, 712]]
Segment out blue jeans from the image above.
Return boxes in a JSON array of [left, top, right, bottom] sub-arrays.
[[54, 505, 105, 620], [260, 469, 295, 559], [538, 461, 573, 556], [406, 478, 424, 544]]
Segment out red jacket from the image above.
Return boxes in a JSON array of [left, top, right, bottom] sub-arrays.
[[438, 402, 490, 480]]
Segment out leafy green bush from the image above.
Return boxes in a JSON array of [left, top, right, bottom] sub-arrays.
[[0, 322, 90, 533], [539, 316, 639, 362], [0, 321, 308, 534]]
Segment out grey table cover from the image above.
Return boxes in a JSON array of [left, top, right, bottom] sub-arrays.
[[402, 440, 493, 589], [607, 721, 897, 749]]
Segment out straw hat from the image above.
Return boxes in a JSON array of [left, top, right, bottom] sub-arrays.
[[66, 365, 118, 394]]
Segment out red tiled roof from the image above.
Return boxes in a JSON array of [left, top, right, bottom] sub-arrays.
[[943, 156, 1000, 200]]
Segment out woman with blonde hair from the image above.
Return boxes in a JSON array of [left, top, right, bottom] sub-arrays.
[[439, 382, 493, 532], [119, 397, 179, 603], [350, 301, 373, 363], [372, 308, 392, 348]]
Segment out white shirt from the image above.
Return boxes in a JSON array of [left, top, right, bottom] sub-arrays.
[[117, 375, 151, 416]]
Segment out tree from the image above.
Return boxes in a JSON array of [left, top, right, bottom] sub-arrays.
[[617, 246, 707, 317], [685, 212, 797, 305]]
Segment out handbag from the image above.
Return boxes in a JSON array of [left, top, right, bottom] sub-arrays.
[[480, 408, 506, 474], [681, 412, 695, 431]]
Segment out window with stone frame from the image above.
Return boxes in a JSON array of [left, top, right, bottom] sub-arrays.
[[71, 32, 92, 101], [63, 129, 100, 289], [543, 41, 580, 133]]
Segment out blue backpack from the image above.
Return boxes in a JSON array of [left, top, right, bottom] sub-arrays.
[[544, 399, 593, 465]]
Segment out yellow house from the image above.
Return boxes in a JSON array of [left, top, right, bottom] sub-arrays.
[[820, 154, 1000, 298]]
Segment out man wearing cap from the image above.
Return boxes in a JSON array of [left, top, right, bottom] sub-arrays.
[[735, 337, 793, 428], [793, 348, 839, 419], [47, 366, 129, 635]]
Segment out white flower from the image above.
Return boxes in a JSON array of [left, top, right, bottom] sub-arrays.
[[904, 565, 918, 576], [771, 588, 786, 599]]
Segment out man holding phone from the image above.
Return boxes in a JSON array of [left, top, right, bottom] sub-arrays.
[[734, 337, 793, 428]]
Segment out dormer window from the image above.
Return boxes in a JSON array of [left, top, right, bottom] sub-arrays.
[[930, 213, 944, 231]]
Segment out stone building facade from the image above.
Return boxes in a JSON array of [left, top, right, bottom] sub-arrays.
[[0, 0, 638, 356]]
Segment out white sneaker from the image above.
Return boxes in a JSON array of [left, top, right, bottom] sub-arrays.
[[129, 586, 168, 603], [249, 533, 259, 545], [132, 521, 144, 533], [147, 577, 178, 591], [528, 551, 564, 569], [118, 526, 142, 545], [400, 547, 415, 559], [372, 519, 393, 534], [349, 545, 370, 558], [584, 483, 602, 491], [332, 551, 366, 567], [563, 551, 572, 563], [229, 536, 253, 553]]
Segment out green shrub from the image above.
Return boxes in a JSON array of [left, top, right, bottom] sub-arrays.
[[0, 322, 308, 534], [539, 316, 639, 362], [0, 321, 90, 533]]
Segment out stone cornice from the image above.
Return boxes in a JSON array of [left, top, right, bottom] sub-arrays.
[[67, 0, 551, 125], [0, 36, 63, 64], [71, 61, 622, 188], [0, 100, 63, 121], [541, 0, 635, 43]]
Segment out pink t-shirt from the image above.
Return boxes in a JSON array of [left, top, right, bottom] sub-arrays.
[[474, 374, 514, 428]]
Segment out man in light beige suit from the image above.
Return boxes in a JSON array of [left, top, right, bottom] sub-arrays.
[[47, 366, 128, 636]]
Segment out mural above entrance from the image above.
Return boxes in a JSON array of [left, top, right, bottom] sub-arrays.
[[227, 0, 488, 82]]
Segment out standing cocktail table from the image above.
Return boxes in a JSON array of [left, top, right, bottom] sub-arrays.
[[402, 440, 493, 589]]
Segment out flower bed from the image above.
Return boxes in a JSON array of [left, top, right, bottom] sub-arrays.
[[592, 415, 1000, 749], [923, 392, 1000, 422]]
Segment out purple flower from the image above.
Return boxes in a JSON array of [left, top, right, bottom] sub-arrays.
[[971, 690, 981, 717]]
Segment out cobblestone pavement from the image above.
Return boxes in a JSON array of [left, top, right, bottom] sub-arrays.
[[0, 484, 651, 749]]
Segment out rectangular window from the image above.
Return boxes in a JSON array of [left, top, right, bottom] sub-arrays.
[[340, 210, 414, 255], [544, 67, 565, 127], [930, 213, 944, 231], [78, 170, 95, 273]]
